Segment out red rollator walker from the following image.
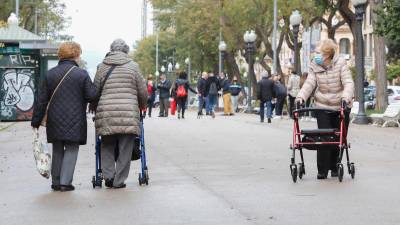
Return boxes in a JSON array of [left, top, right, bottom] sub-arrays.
[[289, 101, 355, 183]]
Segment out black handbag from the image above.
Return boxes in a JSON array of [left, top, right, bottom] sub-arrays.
[[113, 136, 141, 161]]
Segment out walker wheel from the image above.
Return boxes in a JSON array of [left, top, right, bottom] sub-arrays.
[[337, 163, 344, 182], [92, 176, 96, 189], [290, 164, 298, 183], [350, 163, 355, 179], [298, 163, 305, 179], [144, 169, 149, 185], [138, 174, 143, 186]]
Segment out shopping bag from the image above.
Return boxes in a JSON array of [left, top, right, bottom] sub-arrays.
[[170, 98, 176, 115], [33, 129, 51, 179]]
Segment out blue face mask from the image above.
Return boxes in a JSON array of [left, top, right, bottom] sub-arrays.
[[314, 54, 324, 65]]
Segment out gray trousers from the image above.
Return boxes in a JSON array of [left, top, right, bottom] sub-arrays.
[[101, 134, 135, 186], [51, 142, 79, 186], [159, 98, 169, 116]]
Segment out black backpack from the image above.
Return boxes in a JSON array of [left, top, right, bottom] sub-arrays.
[[209, 82, 218, 95]]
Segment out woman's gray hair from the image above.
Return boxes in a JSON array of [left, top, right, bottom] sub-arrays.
[[110, 39, 130, 53]]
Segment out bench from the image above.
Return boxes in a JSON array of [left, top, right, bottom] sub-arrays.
[[370, 102, 400, 127]]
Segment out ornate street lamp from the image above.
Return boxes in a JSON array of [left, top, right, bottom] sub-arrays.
[[175, 63, 180, 70], [218, 41, 227, 73], [244, 30, 257, 113], [352, 0, 368, 124], [160, 65, 166, 73], [185, 57, 191, 83], [290, 10, 302, 75]]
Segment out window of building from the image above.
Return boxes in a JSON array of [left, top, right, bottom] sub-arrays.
[[339, 38, 351, 55]]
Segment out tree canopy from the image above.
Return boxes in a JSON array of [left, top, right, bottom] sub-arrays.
[[0, 0, 71, 40]]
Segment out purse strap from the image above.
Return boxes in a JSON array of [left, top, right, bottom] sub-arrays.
[[45, 66, 76, 112], [99, 65, 117, 95]]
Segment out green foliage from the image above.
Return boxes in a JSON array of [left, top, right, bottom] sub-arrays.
[[387, 61, 400, 81], [375, 0, 400, 61], [0, 0, 71, 40], [133, 31, 176, 76]]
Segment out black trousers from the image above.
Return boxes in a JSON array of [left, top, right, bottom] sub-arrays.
[[176, 97, 187, 116], [147, 99, 154, 116], [288, 95, 296, 118], [275, 96, 285, 116], [316, 110, 350, 174]]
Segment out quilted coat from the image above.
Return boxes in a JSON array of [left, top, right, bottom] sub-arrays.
[[93, 51, 147, 136], [31, 60, 97, 145], [297, 54, 355, 110]]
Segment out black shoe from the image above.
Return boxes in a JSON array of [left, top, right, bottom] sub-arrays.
[[158, 114, 164, 117], [105, 179, 114, 188], [268, 118, 271, 123], [51, 184, 61, 191], [206, 112, 210, 116], [60, 185, 75, 192], [331, 171, 338, 177], [182, 114, 185, 119], [317, 173, 328, 179], [113, 183, 126, 189], [261, 118, 264, 123], [178, 113, 180, 119]]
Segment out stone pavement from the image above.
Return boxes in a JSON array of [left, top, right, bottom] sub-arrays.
[[0, 111, 399, 225]]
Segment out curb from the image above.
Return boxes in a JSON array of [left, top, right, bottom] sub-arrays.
[[0, 122, 16, 132]]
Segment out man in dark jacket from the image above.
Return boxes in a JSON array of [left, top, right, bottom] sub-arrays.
[[31, 41, 97, 192], [219, 72, 233, 116], [157, 73, 172, 117], [257, 72, 276, 123], [273, 74, 287, 119], [197, 72, 208, 116], [229, 76, 242, 113], [205, 72, 220, 118]]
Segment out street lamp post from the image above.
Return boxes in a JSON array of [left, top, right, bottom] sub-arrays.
[[244, 30, 257, 113], [219, 41, 227, 74], [352, 0, 369, 125], [185, 57, 191, 83], [290, 10, 302, 75], [168, 62, 173, 81]]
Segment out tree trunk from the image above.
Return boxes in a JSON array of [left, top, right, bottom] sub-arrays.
[[371, 0, 388, 110], [226, 50, 242, 83]]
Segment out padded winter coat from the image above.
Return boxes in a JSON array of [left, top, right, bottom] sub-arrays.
[[297, 54, 354, 110], [31, 60, 97, 145], [93, 51, 147, 136]]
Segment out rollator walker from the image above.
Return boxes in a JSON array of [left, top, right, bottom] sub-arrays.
[[92, 113, 149, 188], [289, 101, 356, 183]]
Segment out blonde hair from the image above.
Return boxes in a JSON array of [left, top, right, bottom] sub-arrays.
[[58, 42, 82, 60], [319, 39, 337, 58]]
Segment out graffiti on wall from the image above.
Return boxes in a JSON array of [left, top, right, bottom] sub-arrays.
[[1, 69, 35, 120]]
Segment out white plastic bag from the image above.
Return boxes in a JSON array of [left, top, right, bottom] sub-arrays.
[[33, 129, 51, 179]]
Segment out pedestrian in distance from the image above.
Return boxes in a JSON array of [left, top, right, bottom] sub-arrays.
[[157, 73, 172, 117], [91, 39, 148, 188], [205, 72, 220, 118], [31, 41, 97, 192], [197, 72, 208, 117], [256, 72, 276, 123], [229, 76, 242, 113], [172, 71, 197, 119], [287, 70, 301, 119], [145, 74, 157, 118], [273, 74, 287, 120], [296, 39, 354, 180], [219, 72, 234, 116]]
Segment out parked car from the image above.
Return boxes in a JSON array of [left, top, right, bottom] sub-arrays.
[[364, 86, 376, 109], [388, 86, 400, 104]]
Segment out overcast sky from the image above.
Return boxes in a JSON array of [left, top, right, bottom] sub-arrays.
[[63, 0, 153, 76]]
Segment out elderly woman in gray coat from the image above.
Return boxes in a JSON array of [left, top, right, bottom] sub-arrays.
[[92, 39, 148, 188]]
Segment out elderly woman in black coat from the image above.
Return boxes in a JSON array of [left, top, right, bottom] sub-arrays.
[[31, 42, 97, 192]]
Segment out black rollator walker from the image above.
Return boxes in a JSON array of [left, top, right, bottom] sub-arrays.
[[289, 101, 356, 183], [92, 112, 149, 188]]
